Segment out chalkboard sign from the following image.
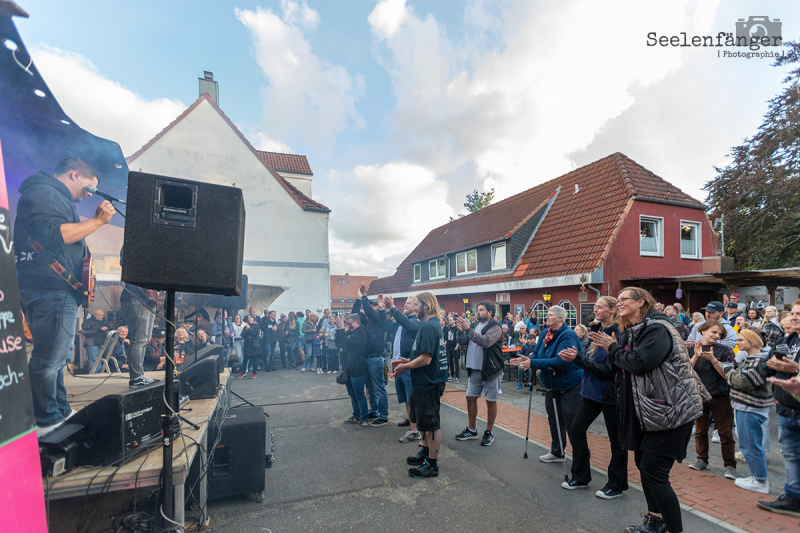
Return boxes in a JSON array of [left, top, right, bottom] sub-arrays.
[[0, 162, 36, 445], [580, 303, 595, 326]]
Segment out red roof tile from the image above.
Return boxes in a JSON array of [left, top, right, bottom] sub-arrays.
[[369, 153, 704, 295], [256, 151, 312, 175], [127, 93, 330, 213]]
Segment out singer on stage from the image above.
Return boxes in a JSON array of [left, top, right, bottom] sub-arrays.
[[14, 157, 115, 436]]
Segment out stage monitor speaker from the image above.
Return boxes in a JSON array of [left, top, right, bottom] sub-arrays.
[[208, 406, 266, 500], [179, 356, 220, 400], [121, 172, 245, 295], [207, 275, 248, 309], [70, 380, 180, 466], [178, 344, 225, 376]]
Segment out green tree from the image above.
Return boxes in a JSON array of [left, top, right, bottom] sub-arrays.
[[703, 41, 800, 269], [450, 188, 495, 221]]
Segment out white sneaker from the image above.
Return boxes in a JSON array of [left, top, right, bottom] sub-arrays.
[[735, 451, 745, 461], [711, 429, 721, 443], [735, 476, 769, 494], [37, 409, 80, 438], [691, 425, 696, 435], [539, 453, 565, 463], [301, 367, 306, 372]]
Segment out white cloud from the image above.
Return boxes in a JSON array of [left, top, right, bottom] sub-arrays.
[[240, 126, 293, 154], [368, 0, 723, 202], [325, 162, 455, 276], [236, 6, 364, 151], [29, 44, 186, 157]]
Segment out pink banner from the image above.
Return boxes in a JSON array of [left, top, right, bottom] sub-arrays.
[[0, 431, 47, 532]]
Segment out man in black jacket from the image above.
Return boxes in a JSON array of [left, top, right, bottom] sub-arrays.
[[261, 310, 278, 371], [14, 158, 115, 435], [381, 295, 422, 442], [762, 300, 800, 517], [80, 308, 109, 373], [455, 301, 504, 446], [352, 284, 389, 426]]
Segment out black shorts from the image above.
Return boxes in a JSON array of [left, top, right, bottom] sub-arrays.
[[409, 382, 446, 432]]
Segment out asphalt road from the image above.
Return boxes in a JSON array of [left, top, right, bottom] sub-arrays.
[[205, 368, 735, 533]]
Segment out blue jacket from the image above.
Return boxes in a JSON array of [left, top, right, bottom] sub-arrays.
[[573, 324, 618, 405], [526, 323, 584, 391], [352, 296, 385, 356]]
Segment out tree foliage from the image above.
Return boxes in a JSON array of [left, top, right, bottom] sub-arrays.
[[449, 188, 495, 222], [703, 41, 800, 269]]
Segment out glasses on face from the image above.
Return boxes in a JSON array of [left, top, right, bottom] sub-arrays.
[[345, 321, 355, 328], [617, 296, 636, 304]]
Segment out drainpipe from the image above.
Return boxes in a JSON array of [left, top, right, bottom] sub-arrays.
[[586, 284, 601, 301]]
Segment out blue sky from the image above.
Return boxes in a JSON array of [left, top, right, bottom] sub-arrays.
[[13, 0, 799, 276]]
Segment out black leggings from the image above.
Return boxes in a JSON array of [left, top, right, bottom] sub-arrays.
[[634, 451, 682, 533], [570, 397, 628, 490]]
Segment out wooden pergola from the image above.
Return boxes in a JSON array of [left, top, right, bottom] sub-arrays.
[[622, 267, 800, 309]]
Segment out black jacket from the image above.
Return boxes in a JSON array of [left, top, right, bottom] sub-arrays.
[[384, 308, 422, 358], [81, 317, 109, 346], [14, 172, 87, 296], [243, 323, 262, 356], [339, 326, 367, 377], [766, 331, 800, 418], [352, 296, 385, 356], [262, 318, 278, 343]]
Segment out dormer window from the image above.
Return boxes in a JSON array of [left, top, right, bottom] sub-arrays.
[[456, 250, 477, 275], [491, 243, 506, 270], [429, 258, 446, 279], [413, 264, 421, 282]]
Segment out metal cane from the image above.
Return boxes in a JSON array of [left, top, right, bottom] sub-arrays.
[[524, 383, 534, 458]]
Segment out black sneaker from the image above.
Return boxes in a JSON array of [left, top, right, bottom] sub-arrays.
[[370, 418, 388, 427], [562, 479, 589, 490], [344, 416, 358, 424], [368, 413, 379, 420], [407, 450, 427, 466], [398, 419, 410, 427], [624, 513, 665, 533], [596, 486, 624, 500], [409, 460, 439, 478], [480, 430, 494, 446], [129, 376, 159, 387], [455, 427, 478, 441], [757, 493, 800, 517]]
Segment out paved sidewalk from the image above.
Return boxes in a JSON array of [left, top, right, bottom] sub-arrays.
[[440, 384, 797, 533]]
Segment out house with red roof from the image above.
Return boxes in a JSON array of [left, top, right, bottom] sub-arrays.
[[330, 273, 378, 316], [114, 83, 331, 315], [368, 153, 720, 325]]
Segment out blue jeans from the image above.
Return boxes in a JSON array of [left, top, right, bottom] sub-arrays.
[[85, 345, 101, 374], [350, 374, 369, 422], [366, 356, 389, 420], [736, 410, 768, 480], [303, 341, 315, 369], [20, 288, 79, 427], [223, 344, 232, 367], [778, 414, 800, 500], [234, 339, 244, 366], [262, 340, 275, 370]]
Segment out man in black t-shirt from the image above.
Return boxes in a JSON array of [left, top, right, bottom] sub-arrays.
[[392, 291, 447, 478]]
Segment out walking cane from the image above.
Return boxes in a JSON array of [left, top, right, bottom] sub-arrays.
[[523, 382, 534, 458]]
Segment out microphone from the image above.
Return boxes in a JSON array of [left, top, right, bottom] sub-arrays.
[[85, 185, 126, 205]]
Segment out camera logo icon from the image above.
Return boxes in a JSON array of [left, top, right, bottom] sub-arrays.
[[736, 16, 781, 41]]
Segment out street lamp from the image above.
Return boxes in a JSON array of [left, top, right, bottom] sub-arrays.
[[543, 290, 552, 306]]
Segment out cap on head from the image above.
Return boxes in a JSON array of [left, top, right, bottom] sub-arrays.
[[726, 303, 739, 309], [152, 328, 166, 337], [701, 301, 725, 313]]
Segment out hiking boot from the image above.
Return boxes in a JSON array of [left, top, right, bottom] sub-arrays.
[[625, 513, 665, 533], [562, 479, 589, 490], [399, 430, 422, 443], [757, 494, 800, 517], [480, 431, 494, 446], [687, 459, 708, 471], [595, 486, 623, 500], [455, 427, 478, 441], [408, 460, 439, 478], [539, 453, 564, 463], [407, 450, 427, 466]]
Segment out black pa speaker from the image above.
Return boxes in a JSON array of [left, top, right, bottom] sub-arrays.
[[207, 275, 248, 309], [69, 380, 180, 466], [208, 406, 266, 500], [179, 356, 220, 400], [178, 344, 225, 376], [121, 172, 245, 295]]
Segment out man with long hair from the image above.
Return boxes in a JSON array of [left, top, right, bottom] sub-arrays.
[[393, 292, 447, 478]]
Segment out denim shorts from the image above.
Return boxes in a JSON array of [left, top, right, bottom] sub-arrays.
[[466, 370, 502, 402], [395, 369, 412, 404]]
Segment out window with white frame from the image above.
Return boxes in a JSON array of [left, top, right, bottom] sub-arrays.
[[429, 258, 446, 279], [456, 250, 478, 275], [640, 216, 663, 256], [531, 301, 548, 325], [680, 220, 701, 259], [558, 300, 577, 328], [413, 264, 421, 282], [491, 243, 506, 270]]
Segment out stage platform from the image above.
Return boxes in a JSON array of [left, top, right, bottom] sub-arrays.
[[43, 368, 231, 527]]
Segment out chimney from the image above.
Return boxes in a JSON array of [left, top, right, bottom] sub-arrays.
[[198, 71, 219, 105]]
